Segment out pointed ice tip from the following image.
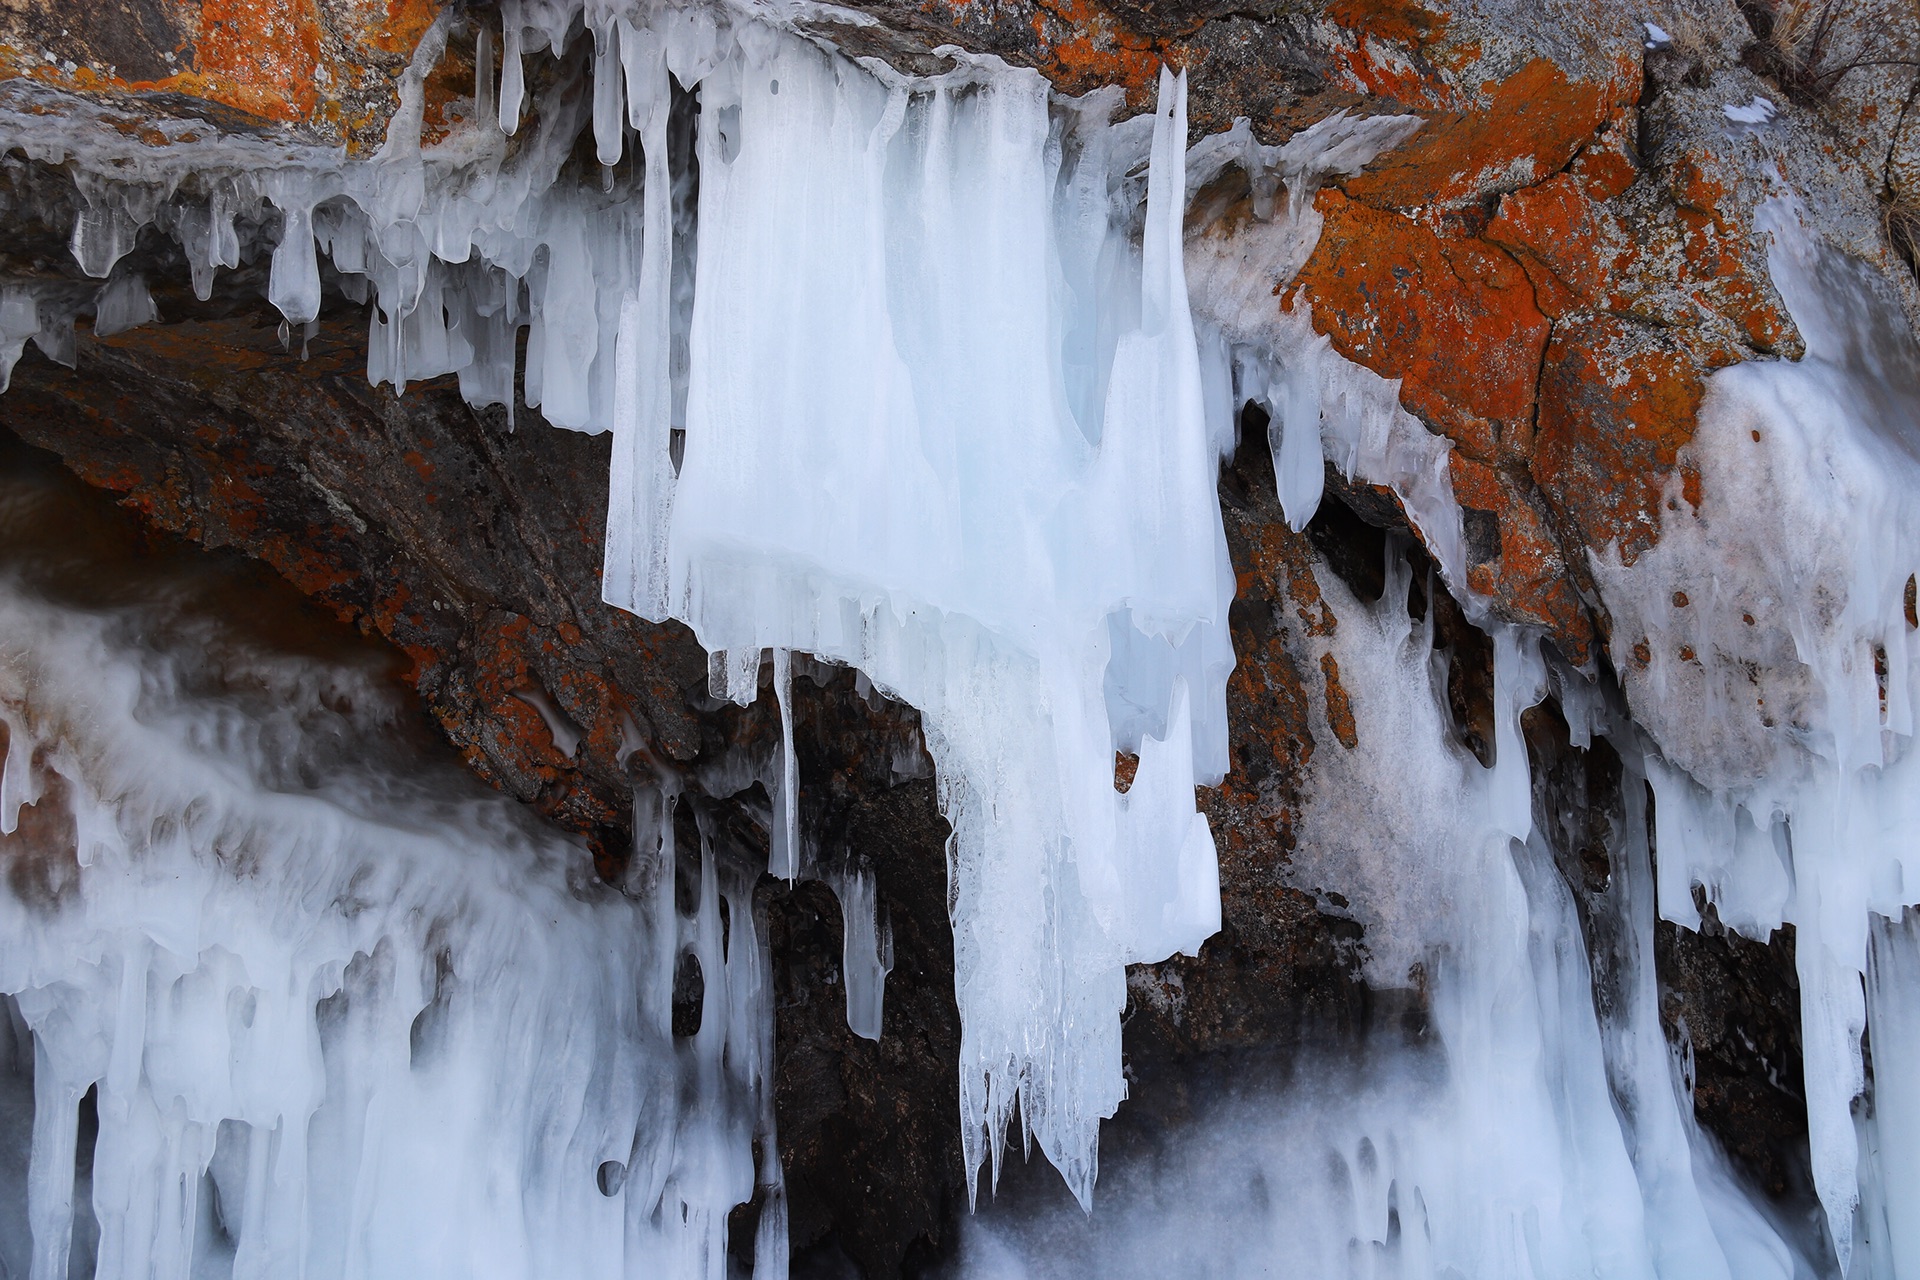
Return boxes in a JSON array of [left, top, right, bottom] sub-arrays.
[[1065, 1155, 1098, 1214]]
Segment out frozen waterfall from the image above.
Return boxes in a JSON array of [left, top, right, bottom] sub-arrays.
[[0, 0, 1918, 1274]]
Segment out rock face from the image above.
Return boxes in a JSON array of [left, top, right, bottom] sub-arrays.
[[5, 0, 1918, 1271]]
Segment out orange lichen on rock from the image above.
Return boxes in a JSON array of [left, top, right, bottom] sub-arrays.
[[1343, 58, 1633, 210], [0, 0, 449, 145], [1449, 453, 1593, 660], [1324, 0, 1449, 49], [1667, 151, 1800, 358], [1532, 314, 1706, 569], [340, 0, 441, 56], [1486, 170, 1637, 317], [1021, 0, 1165, 105], [1318, 652, 1358, 749], [1298, 189, 1549, 462], [191, 0, 328, 121], [1279, 39, 1803, 658]]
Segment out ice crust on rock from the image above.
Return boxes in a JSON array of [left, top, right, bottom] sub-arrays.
[[1595, 193, 1920, 1270], [1182, 111, 1468, 585], [0, 572, 781, 1280], [1285, 580, 1808, 1280], [1725, 96, 1779, 126]]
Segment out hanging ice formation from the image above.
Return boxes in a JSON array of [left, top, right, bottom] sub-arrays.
[[958, 553, 1821, 1279], [1172, 168, 1920, 1275], [0, 0, 1232, 1219], [598, 19, 1233, 1207], [0, 569, 782, 1279]]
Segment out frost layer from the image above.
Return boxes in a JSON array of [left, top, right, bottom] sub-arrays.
[[0, 574, 779, 1279]]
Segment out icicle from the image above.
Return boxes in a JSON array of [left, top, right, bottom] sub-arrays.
[[267, 199, 322, 327], [604, 20, 676, 621], [91, 272, 157, 338], [592, 21, 626, 166], [1489, 630, 1542, 841], [1270, 344, 1325, 530], [0, 287, 39, 395], [1867, 909, 1920, 1274], [499, 2, 526, 135], [771, 649, 799, 882], [474, 21, 496, 132], [830, 869, 892, 1040], [26, 1038, 80, 1280], [68, 194, 135, 280], [1798, 908, 1869, 1272], [0, 715, 39, 838]]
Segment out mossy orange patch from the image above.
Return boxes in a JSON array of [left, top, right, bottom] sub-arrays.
[[1344, 59, 1629, 211], [1299, 189, 1549, 463]]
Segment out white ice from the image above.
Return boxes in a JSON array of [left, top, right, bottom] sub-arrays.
[[951, 549, 1812, 1279], [1725, 96, 1779, 125], [0, 567, 779, 1279], [2, 10, 1236, 1207]]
